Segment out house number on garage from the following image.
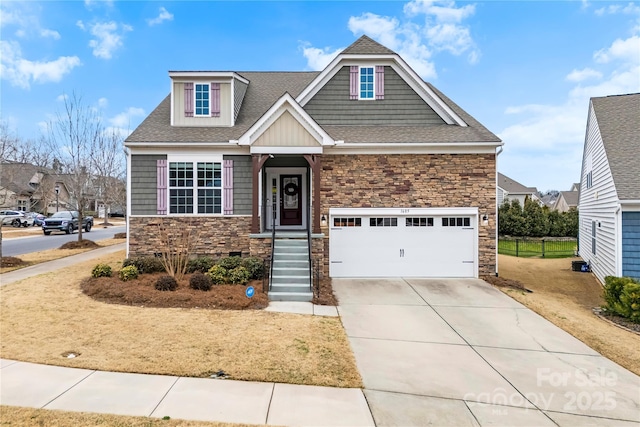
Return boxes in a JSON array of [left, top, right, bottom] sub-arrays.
[[400, 209, 410, 214]]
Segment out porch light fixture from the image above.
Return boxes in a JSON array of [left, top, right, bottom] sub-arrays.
[[321, 214, 327, 226], [482, 214, 488, 225]]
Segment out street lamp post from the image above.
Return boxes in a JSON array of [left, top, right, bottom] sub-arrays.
[[55, 184, 60, 212]]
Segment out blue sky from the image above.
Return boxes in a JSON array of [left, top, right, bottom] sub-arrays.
[[1, 0, 639, 192]]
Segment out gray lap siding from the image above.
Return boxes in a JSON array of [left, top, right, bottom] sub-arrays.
[[130, 154, 165, 215], [304, 66, 446, 126]]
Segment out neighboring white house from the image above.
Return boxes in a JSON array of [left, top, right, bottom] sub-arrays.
[[497, 173, 539, 206], [578, 93, 640, 283]]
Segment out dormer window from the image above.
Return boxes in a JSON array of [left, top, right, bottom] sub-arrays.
[[195, 84, 210, 116], [359, 67, 374, 99], [350, 65, 384, 100]]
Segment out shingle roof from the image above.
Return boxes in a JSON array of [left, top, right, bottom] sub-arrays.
[[0, 162, 42, 195], [558, 190, 579, 207], [341, 35, 396, 55], [591, 93, 640, 201], [126, 37, 501, 146], [498, 173, 537, 194]]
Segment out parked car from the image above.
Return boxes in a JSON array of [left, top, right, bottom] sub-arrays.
[[25, 212, 46, 226], [42, 211, 94, 235], [0, 210, 33, 227]]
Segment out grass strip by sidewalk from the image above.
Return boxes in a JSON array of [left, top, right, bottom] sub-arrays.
[[0, 250, 362, 388], [0, 406, 262, 427]]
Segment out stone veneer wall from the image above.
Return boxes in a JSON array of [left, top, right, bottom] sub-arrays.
[[318, 154, 497, 276], [128, 216, 252, 259]]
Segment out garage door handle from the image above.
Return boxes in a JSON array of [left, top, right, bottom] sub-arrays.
[[400, 249, 405, 257]]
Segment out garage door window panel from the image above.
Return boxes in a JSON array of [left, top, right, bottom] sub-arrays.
[[370, 217, 397, 227], [442, 217, 471, 227], [334, 217, 361, 227], [406, 217, 433, 227]]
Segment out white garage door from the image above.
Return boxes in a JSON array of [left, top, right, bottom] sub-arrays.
[[330, 208, 478, 278]]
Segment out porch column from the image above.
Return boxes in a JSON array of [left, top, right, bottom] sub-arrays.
[[304, 154, 322, 234], [251, 154, 270, 233]]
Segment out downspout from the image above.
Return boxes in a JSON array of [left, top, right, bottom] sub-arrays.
[[495, 145, 504, 277], [615, 205, 621, 277], [125, 146, 131, 259]]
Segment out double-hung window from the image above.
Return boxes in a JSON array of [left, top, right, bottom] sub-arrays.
[[169, 160, 222, 214], [195, 84, 210, 116], [359, 67, 374, 99]]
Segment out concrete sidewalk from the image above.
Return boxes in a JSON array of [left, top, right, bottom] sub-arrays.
[[0, 242, 126, 287], [0, 359, 374, 426]]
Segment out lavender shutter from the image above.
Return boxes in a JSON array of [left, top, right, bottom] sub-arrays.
[[349, 66, 358, 100], [184, 83, 194, 117], [157, 159, 167, 215], [211, 83, 220, 117], [223, 160, 233, 215], [375, 66, 384, 100]]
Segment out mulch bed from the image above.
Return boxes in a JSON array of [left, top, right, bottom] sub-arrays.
[[594, 309, 640, 334], [81, 273, 269, 310], [481, 275, 532, 292], [1, 257, 24, 267], [60, 239, 100, 250], [313, 277, 338, 306]]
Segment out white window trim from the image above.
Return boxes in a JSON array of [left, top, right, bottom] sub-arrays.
[[358, 66, 375, 101], [194, 83, 211, 117], [167, 155, 224, 215]]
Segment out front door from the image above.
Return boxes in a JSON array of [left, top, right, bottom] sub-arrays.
[[280, 174, 302, 226]]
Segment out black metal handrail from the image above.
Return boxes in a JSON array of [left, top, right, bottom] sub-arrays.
[[269, 198, 276, 291], [307, 199, 312, 293]]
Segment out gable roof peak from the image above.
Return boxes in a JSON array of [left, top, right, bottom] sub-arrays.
[[341, 35, 396, 55]]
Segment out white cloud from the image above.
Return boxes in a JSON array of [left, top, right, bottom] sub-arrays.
[[593, 35, 640, 64], [301, 1, 478, 80], [56, 94, 68, 102], [109, 107, 145, 129], [300, 43, 343, 70], [565, 67, 602, 82], [404, 0, 475, 23], [595, 2, 640, 16], [84, 0, 114, 9], [147, 7, 174, 26], [0, 2, 62, 40], [98, 97, 109, 109], [0, 41, 81, 89], [81, 21, 133, 59]]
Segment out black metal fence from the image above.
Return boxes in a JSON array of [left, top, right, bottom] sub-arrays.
[[498, 238, 577, 258]]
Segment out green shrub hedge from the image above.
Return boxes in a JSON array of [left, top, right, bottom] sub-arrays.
[[603, 276, 640, 323], [119, 265, 139, 282], [92, 263, 112, 278]]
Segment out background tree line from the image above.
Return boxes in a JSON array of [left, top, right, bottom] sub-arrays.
[[499, 198, 578, 238]]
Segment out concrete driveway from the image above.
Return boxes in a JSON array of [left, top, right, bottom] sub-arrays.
[[333, 278, 640, 427]]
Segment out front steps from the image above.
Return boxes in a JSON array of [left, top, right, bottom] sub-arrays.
[[269, 237, 313, 302]]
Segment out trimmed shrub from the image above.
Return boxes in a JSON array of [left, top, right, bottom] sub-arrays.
[[603, 276, 627, 310], [604, 276, 640, 323], [206, 265, 227, 285], [155, 275, 178, 291], [119, 265, 139, 282], [217, 256, 242, 270], [189, 272, 213, 291], [122, 257, 164, 274], [92, 263, 112, 278], [242, 256, 265, 280], [187, 257, 216, 273], [228, 266, 250, 285]]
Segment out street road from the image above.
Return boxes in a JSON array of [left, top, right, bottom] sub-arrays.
[[1, 225, 126, 257]]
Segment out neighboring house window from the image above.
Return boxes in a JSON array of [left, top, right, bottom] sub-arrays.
[[360, 67, 374, 99], [17, 200, 27, 211], [591, 221, 597, 255], [195, 84, 210, 116], [168, 161, 222, 214]]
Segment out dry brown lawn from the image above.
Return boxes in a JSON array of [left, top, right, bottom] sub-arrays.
[[495, 254, 640, 376], [0, 250, 361, 388], [0, 238, 124, 273], [0, 406, 261, 427]]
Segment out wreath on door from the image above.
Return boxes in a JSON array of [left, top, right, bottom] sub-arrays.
[[284, 182, 299, 196]]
